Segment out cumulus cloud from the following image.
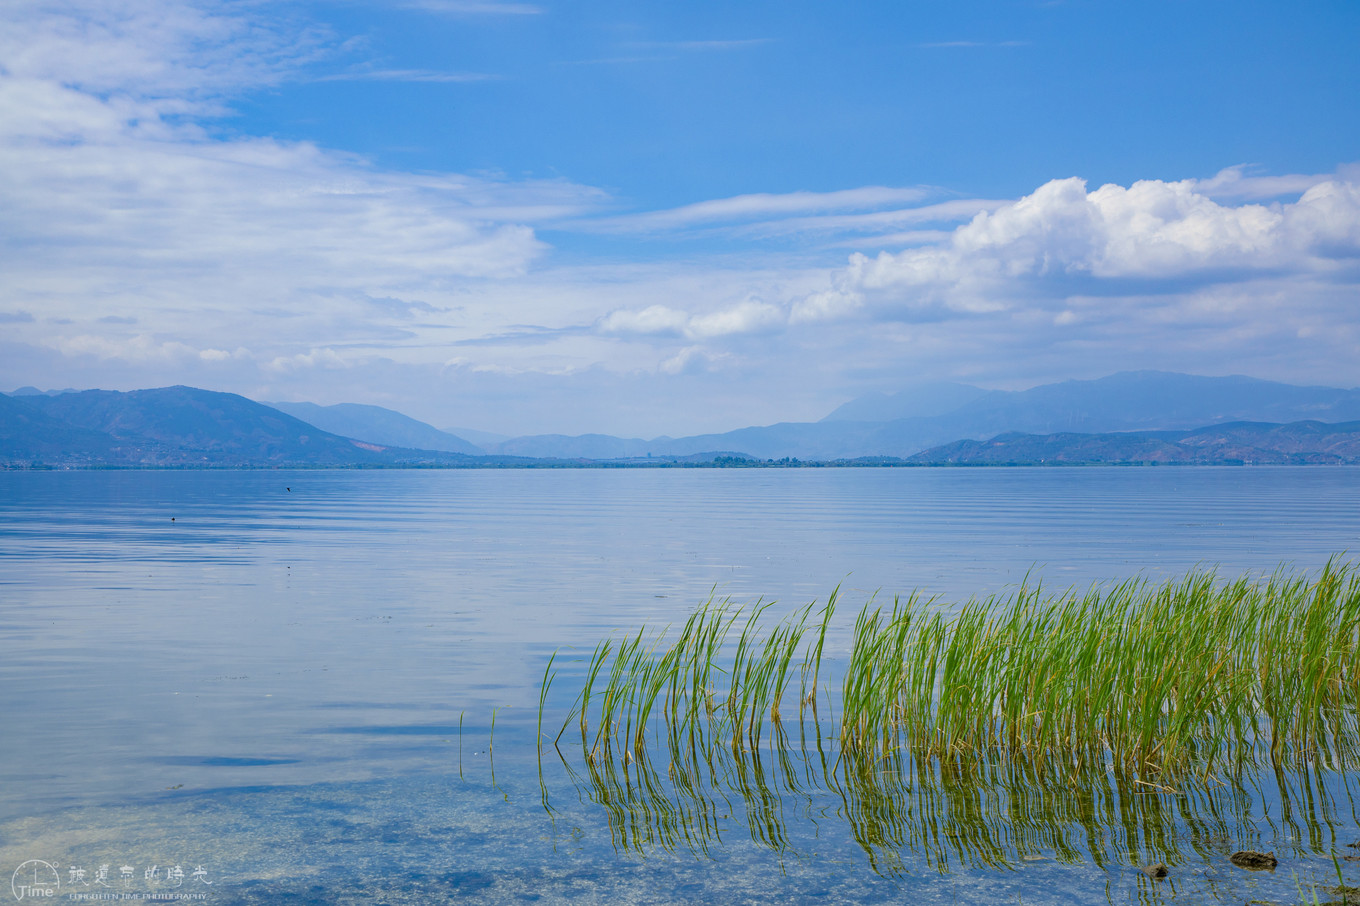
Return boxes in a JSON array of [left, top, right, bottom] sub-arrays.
[[598, 298, 785, 340], [687, 299, 784, 338], [267, 348, 351, 374], [54, 332, 240, 364], [790, 289, 862, 324], [836, 174, 1360, 320], [596, 305, 691, 337]]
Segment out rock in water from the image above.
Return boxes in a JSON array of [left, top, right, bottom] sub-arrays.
[[1230, 850, 1278, 870], [1141, 863, 1169, 878]]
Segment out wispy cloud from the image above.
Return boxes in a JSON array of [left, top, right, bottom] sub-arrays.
[[730, 199, 1009, 239], [583, 186, 939, 233], [1191, 164, 1348, 201], [0, 0, 608, 383]]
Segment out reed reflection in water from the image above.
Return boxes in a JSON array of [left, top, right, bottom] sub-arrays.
[[551, 699, 1359, 878]]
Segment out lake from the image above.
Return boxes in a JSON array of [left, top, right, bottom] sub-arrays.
[[2, 467, 1358, 904]]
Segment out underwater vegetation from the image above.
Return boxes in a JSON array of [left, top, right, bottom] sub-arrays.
[[537, 561, 1360, 873]]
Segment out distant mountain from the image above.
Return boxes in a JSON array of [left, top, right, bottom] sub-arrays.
[[10, 373, 1360, 467], [440, 426, 511, 448], [3, 387, 487, 467], [490, 371, 1360, 461], [490, 433, 657, 459], [8, 386, 80, 397], [821, 381, 988, 422], [908, 420, 1360, 465], [0, 393, 124, 463], [266, 401, 483, 455], [936, 371, 1360, 435]]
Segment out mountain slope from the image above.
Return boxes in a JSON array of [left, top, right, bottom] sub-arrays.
[[266, 401, 483, 455], [12, 387, 479, 466], [821, 381, 988, 422], [940, 372, 1360, 435], [908, 420, 1360, 465], [0, 393, 125, 463]]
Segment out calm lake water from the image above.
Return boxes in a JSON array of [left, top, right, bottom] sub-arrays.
[[2, 467, 1359, 904]]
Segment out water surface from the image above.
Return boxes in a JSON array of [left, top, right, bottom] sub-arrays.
[[2, 467, 1358, 903]]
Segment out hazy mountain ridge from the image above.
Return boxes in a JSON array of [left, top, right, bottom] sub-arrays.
[[909, 420, 1360, 465], [820, 381, 989, 422], [266, 401, 483, 455], [483, 371, 1360, 460], [0, 387, 494, 467], [7, 372, 1360, 467], [0, 393, 125, 463], [251, 370, 1360, 461]]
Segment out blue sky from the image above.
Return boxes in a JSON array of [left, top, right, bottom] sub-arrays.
[[2, 0, 1358, 436]]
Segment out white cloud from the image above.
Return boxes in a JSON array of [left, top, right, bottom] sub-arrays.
[[267, 348, 351, 374], [0, 0, 315, 101], [790, 289, 861, 324], [55, 333, 219, 364], [659, 346, 718, 375], [839, 174, 1360, 319], [1190, 165, 1343, 200], [735, 198, 1006, 239], [687, 299, 783, 338], [597, 305, 691, 337], [0, 0, 611, 370], [589, 186, 937, 232], [4, 1, 1360, 438], [598, 298, 786, 341]]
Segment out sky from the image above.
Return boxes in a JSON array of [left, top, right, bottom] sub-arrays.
[[2, 0, 1358, 438]]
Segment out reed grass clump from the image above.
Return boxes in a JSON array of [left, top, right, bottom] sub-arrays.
[[538, 561, 1360, 871], [841, 560, 1360, 773], [548, 561, 1360, 780]]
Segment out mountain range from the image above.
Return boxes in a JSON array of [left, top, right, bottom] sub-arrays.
[[0, 387, 496, 467], [470, 371, 1360, 460], [908, 420, 1360, 465], [5, 371, 1360, 467]]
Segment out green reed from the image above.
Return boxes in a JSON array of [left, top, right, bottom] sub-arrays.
[[548, 561, 1360, 782], [846, 559, 1360, 774], [539, 561, 1360, 874]]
